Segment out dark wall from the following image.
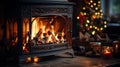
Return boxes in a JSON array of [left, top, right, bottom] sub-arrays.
[[3, 0, 20, 19], [69, 0, 80, 37], [104, 25, 120, 41]]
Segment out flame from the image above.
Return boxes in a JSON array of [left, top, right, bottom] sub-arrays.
[[26, 36, 29, 43], [22, 16, 68, 53], [23, 43, 29, 53], [104, 49, 110, 54], [115, 44, 118, 49], [31, 19, 39, 39], [31, 17, 66, 44], [61, 32, 65, 43], [104, 47, 111, 54]]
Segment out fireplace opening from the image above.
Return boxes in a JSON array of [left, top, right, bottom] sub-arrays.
[[31, 16, 67, 44], [22, 15, 69, 53]]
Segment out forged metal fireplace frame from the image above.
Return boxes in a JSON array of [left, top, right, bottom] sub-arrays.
[[17, 1, 75, 62]]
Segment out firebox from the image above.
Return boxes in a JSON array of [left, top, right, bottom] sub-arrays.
[[0, 0, 75, 62]]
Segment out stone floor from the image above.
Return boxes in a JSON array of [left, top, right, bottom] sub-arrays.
[[1, 54, 120, 67], [19, 54, 120, 67]]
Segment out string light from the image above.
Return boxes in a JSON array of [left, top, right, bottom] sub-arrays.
[[90, 0, 93, 3], [92, 31, 95, 35], [77, 16, 79, 19], [86, 20, 90, 23], [92, 15, 96, 19], [100, 28, 103, 30], [84, 12, 87, 15], [77, 0, 107, 35], [100, 16, 102, 18], [98, 5, 100, 7], [85, 24, 88, 27], [95, 12, 98, 15], [104, 21, 107, 24], [93, 3, 96, 6], [95, 7, 98, 10], [97, 12, 100, 15], [83, 7, 86, 10], [104, 25, 107, 28], [90, 26, 92, 28], [98, 1, 101, 4], [101, 13, 103, 16], [88, 2, 91, 5], [91, 5, 93, 8], [100, 10, 103, 12], [95, 27, 97, 29], [97, 28, 100, 31]]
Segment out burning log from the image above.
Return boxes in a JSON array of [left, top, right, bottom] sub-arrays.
[[31, 30, 42, 46], [47, 31, 57, 43], [30, 16, 67, 45]]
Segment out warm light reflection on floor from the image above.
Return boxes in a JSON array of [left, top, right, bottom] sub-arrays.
[[21, 56, 120, 67]]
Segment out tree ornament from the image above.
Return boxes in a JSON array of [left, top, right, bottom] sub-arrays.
[[78, 12, 86, 24]]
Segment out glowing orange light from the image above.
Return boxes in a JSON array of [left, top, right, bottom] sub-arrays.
[[25, 57, 32, 63], [33, 56, 39, 63]]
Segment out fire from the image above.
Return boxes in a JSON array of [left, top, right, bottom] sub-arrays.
[[103, 47, 112, 54], [30, 17, 66, 45], [22, 16, 67, 52], [26, 36, 29, 43], [104, 49, 110, 54], [23, 43, 29, 53], [31, 19, 40, 39], [61, 32, 65, 43]]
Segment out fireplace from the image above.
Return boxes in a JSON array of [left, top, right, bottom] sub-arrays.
[[0, 0, 75, 62], [19, 0, 75, 62]]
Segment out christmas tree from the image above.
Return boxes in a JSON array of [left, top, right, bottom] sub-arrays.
[[77, 0, 107, 35]]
